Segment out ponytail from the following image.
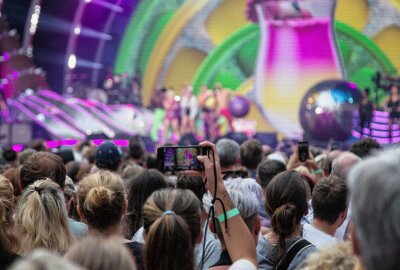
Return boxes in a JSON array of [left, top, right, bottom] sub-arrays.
[[143, 189, 201, 270], [271, 203, 298, 263], [16, 179, 73, 254], [265, 171, 308, 266], [145, 214, 194, 270]]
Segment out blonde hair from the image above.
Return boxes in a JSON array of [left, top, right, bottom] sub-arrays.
[[15, 179, 73, 255], [143, 188, 201, 270], [66, 236, 137, 270], [10, 249, 83, 270], [77, 170, 125, 230], [0, 176, 19, 253], [302, 241, 357, 270]]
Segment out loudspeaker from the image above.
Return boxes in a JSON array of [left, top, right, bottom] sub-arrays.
[[253, 132, 278, 148], [0, 122, 33, 146], [225, 132, 249, 145]]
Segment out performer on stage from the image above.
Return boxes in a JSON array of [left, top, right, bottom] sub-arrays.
[[161, 89, 180, 143], [180, 85, 198, 135], [359, 88, 374, 137], [0, 91, 6, 140], [199, 85, 218, 141], [215, 83, 233, 129], [384, 85, 400, 141]]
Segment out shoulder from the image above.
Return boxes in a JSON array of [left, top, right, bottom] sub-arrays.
[[288, 241, 317, 270], [132, 227, 145, 243], [68, 218, 88, 239], [229, 259, 257, 270]]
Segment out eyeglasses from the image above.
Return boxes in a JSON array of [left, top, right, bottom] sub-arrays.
[[222, 170, 249, 180]]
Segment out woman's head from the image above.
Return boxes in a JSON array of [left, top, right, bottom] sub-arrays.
[[77, 170, 126, 232], [2, 167, 21, 198], [126, 169, 166, 238], [143, 189, 202, 270], [66, 236, 137, 270], [15, 179, 73, 254], [0, 176, 19, 253], [265, 170, 308, 262]]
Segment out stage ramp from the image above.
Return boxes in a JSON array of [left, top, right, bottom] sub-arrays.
[[7, 90, 152, 140]]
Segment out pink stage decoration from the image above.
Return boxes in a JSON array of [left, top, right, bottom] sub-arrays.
[[252, 0, 345, 137]]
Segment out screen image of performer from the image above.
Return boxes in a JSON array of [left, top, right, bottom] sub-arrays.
[[180, 85, 198, 135], [385, 85, 400, 141], [359, 88, 374, 138]]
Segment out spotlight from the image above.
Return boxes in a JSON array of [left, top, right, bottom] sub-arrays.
[[74, 26, 81, 35], [68, 54, 77, 70]]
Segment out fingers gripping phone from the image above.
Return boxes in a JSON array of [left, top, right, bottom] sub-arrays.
[[157, 146, 209, 173], [298, 141, 309, 163]]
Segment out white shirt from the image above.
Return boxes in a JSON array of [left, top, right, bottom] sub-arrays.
[[229, 259, 257, 270], [302, 223, 337, 249], [335, 201, 351, 240]]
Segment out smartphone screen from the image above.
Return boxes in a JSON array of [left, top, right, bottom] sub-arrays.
[[158, 146, 207, 172], [298, 141, 309, 163]]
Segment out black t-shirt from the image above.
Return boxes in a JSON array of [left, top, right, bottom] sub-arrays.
[[0, 251, 20, 270], [210, 250, 232, 268], [125, 241, 144, 270]]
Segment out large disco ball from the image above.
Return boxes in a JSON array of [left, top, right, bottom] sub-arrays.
[[229, 95, 250, 118], [300, 80, 361, 141]]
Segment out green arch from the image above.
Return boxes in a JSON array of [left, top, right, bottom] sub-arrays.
[[114, 0, 185, 75]]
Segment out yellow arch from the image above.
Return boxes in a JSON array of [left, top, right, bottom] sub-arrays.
[[142, 0, 210, 106]]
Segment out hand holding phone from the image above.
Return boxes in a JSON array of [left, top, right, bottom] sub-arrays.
[[298, 141, 309, 163]]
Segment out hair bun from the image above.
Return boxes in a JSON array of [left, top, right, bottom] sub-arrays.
[[84, 186, 113, 211], [271, 203, 297, 236]]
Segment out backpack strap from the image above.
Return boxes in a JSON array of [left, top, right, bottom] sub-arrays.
[[276, 238, 313, 270]]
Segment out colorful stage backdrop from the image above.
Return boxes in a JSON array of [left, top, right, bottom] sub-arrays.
[[114, 0, 400, 135]]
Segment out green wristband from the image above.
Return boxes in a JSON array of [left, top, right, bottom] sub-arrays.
[[314, 168, 323, 175], [218, 208, 240, 223]]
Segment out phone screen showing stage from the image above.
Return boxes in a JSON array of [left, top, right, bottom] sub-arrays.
[[163, 147, 203, 171]]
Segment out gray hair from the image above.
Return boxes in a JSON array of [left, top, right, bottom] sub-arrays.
[[331, 152, 361, 180], [203, 178, 261, 218], [227, 188, 259, 220], [224, 178, 263, 202], [348, 150, 400, 270], [216, 139, 240, 169]]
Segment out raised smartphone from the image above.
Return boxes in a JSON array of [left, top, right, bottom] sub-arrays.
[[157, 146, 209, 173]]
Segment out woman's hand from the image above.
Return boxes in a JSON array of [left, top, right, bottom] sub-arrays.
[[185, 141, 224, 196]]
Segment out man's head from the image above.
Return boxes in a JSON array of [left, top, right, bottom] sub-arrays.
[[350, 138, 382, 159], [216, 138, 240, 170], [257, 159, 286, 190], [348, 150, 400, 270], [323, 150, 342, 176], [176, 173, 205, 207], [331, 152, 361, 181], [240, 139, 263, 171], [2, 147, 17, 164], [312, 176, 348, 227], [20, 152, 66, 189], [211, 189, 260, 249], [128, 135, 146, 160], [95, 142, 122, 171]]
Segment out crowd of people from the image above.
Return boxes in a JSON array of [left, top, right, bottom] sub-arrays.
[[0, 134, 398, 270]]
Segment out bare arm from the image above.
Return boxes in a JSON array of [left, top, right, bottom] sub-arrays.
[[197, 141, 258, 267]]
